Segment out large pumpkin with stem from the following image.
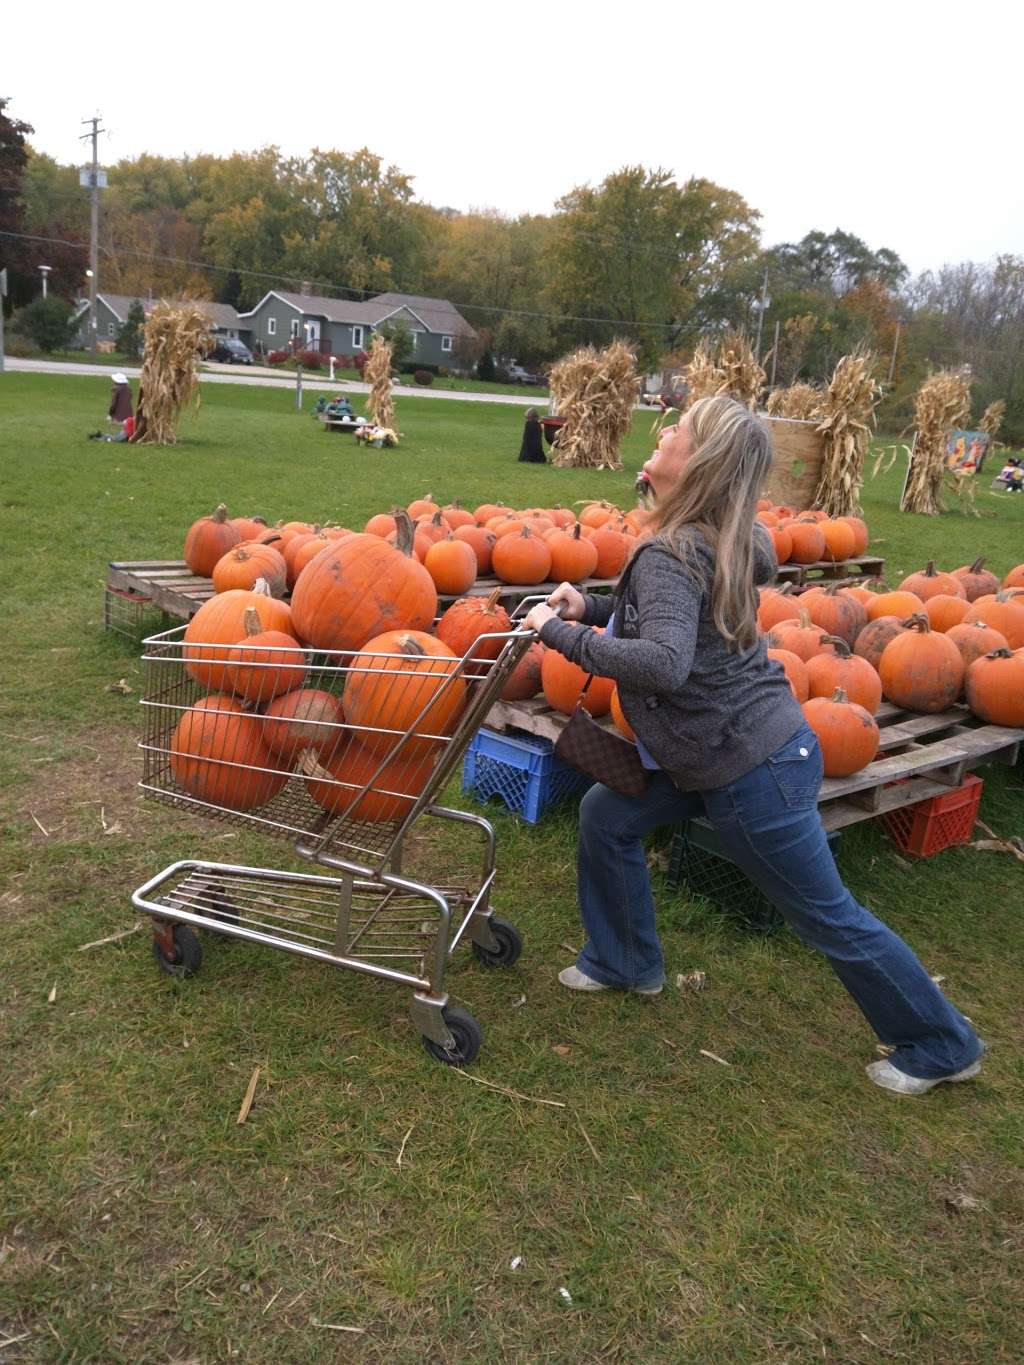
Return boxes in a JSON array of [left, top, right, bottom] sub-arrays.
[[757, 585, 800, 633], [970, 591, 1024, 649], [953, 557, 1001, 602], [877, 614, 964, 712], [184, 580, 293, 691], [547, 524, 599, 583], [899, 561, 964, 602], [492, 525, 552, 585], [499, 641, 544, 701], [818, 518, 858, 563], [787, 520, 827, 565], [170, 694, 288, 810], [805, 637, 882, 713], [768, 609, 830, 662], [853, 615, 907, 671], [307, 739, 431, 823], [224, 608, 307, 703], [945, 619, 1009, 674], [801, 688, 879, 777], [343, 630, 466, 760], [453, 524, 497, 575], [424, 535, 479, 596], [435, 587, 512, 667], [290, 510, 437, 654], [212, 540, 288, 597], [1003, 563, 1024, 591], [261, 688, 345, 764], [541, 638, 614, 716], [767, 647, 809, 703], [184, 503, 241, 576], [965, 648, 1024, 727], [801, 583, 867, 647]]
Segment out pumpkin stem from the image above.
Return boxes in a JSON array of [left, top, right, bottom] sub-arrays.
[[797, 607, 812, 628], [395, 633, 426, 657], [822, 635, 851, 657], [572, 523, 583, 541], [211, 503, 229, 523], [431, 510, 445, 528], [902, 613, 930, 633], [251, 515, 267, 526], [923, 560, 937, 576], [253, 577, 272, 597], [233, 545, 251, 562], [986, 647, 1014, 660], [393, 509, 416, 558], [968, 556, 987, 573], [484, 587, 503, 611], [830, 687, 850, 704], [242, 607, 263, 638], [520, 525, 533, 539]]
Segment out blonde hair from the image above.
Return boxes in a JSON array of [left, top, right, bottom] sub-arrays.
[[651, 395, 772, 651]]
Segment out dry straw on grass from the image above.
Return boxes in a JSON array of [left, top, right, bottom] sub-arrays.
[[813, 350, 882, 518], [765, 382, 823, 421], [683, 340, 724, 407], [901, 368, 972, 515], [716, 329, 765, 411], [979, 399, 1005, 439], [363, 334, 395, 430], [548, 340, 640, 470], [131, 302, 209, 445]]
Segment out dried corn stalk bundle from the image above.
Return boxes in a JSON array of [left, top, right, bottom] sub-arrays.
[[765, 382, 823, 421], [548, 340, 640, 470], [979, 399, 1005, 438], [363, 334, 395, 430], [813, 350, 882, 518], [131, 302, 209, 445], [716, 329, 765, 410], [683, 340, 724, 407], [901, 368, 972, 515]]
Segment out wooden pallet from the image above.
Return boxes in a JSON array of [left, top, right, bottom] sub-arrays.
[[481, 696, 1021, 831]]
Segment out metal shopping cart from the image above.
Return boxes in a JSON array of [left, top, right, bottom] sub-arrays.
[[131, 608, 543, 1066]]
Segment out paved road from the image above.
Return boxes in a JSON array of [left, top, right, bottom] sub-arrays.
[[3, 356, 542, 407]]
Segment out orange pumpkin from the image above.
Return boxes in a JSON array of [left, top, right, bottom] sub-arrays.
[[768, 609, 830, 662], [407, 494, 439, 521], [952, 557, 1001, 602], [212, 541, 288, 597], [866, 590, 925, 622], [805, 637, 882, 713], [757, 585, 800, 633], [970, 592, 1024, 649], [548, 504, 577, 529], [945, 619, 1009, 673], [261, 688, 345, 764], [923, 593, 971, 633], [837, 516, 869, 556], [184, 504, 241, 576], [898, 561, 964, 602], [184, 581, 293, 692], [1003, 563, 1024, 591], [965, 648, 1024, 727], [499, 641, 545, 701], [290, 511, 437, 654], [767, 646, 809, 703], [442, 500, 478, 530], [801, 689, 879, 777], [492, 526, 552, 586], [770, 524, 794, 564], [610, 688, 636, 740], [424, 535, 479, 596], [364, 510, 399, 538], [307, 739, 430, 822], [819, 519, 858, 563], [224, 608, 307, 703], [547, 523, 599, 583], [169, 694, 288, 811], [230, 515, 268, 542], [853, 616, 907, 672], [787, 520, 827, 565], [542, 640, 614, 717], [344, 630, 466, 760], [435, 587, 512, 666], [474, 501, 507, 526], [802, 582, 867, 647], [287, 529, 332, 589], [453, 524, 497, 575], [590, 527, 629, 579], [877, 615, 964, 712], [580, 501, 616, 530]]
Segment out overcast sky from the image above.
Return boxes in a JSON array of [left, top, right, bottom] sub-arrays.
[[7, 0, 1021, 276]]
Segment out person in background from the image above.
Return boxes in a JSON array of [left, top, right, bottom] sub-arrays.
[[517, 407, 547, 463], [108, 372, 133, 433], [523, 395, 984, 1098]]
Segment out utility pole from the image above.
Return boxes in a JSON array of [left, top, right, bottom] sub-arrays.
[[80, 115, 105, 355], [769, 319, 781, 389], [39, 265, 51, 298], [0, 267, 7, 374], [754, 267, 769, 361]]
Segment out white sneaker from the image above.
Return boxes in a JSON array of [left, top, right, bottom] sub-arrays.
[[865, 1057, 982, 1096], [558, 965, 662, 996]]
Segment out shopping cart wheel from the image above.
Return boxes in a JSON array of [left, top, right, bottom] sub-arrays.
[[471, 917, 523, 969], [422, 1006, 482, 1068], [152, 924, 203, 978]]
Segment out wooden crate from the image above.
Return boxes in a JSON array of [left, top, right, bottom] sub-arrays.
[[762, 416, 825, 510]]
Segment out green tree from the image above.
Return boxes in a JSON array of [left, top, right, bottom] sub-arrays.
[[373, 318, 413, 367], [14, 294, 74, 351], [116, 298, 147, 359]]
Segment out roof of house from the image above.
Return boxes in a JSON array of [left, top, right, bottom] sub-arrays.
[[81, 294, 242, 329], [239, 289, 477, 339]]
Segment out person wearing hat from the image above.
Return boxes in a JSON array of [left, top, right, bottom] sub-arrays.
[[108, 373, 134, 435]]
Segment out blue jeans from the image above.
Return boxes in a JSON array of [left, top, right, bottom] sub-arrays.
[[576, 723, 982, 1080]]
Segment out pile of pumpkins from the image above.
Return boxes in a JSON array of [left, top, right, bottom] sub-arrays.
[[755, 500, 870, 565], [171, 494, 643, 824], [756, 556, 1024, 777]]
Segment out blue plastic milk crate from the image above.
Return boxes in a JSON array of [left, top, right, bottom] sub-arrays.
[[462, 727, 589, 823]]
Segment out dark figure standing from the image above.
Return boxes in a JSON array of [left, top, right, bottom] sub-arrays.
[[517, 407, 547, 463]]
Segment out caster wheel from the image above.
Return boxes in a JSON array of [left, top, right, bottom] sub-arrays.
[[152, 924, 203, 978], [422, 1006, 482, 1067], [472, 916, 522, 968]]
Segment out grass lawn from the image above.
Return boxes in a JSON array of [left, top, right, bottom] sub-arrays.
[[2, 372, 1023, 1363]]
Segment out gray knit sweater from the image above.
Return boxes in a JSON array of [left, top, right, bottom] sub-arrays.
[[538, 527, 803, 790]]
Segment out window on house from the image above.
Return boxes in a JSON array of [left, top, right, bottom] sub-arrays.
[[441, 335, 453, 353], [267, 317, 277, 337], [290, 319, 300, 340], [108, 322, 115, 336], [352, 325, 364, 349], [410, 331, 418, 351]]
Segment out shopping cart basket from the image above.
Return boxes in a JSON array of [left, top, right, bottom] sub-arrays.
[[132, 606, 545, 1066]]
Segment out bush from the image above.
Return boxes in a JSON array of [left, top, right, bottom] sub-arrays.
[[354, 351, 368, 374], [296, 349, 322, 370], [476, 349, 496, 381], [14, 295, 75, 353], [267, 349, 289, 366], [413, 369, 434, 386], [116, 299, 146, 360]]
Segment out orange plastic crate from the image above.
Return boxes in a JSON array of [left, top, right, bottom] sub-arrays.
[[883, 774, 983, 858]]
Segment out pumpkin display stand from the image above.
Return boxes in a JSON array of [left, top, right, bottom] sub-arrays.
[[761, 416, 827, 511], [131, 601, 553, 1067]]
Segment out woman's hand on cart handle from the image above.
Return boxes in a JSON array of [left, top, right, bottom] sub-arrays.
[[523, 583, 584, 632]]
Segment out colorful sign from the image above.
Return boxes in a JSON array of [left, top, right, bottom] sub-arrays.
[[946, 429, 990, 473]]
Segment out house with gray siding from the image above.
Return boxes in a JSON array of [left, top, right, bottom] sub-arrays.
[[71, 295, 243, 349], [236, 290, 477, 368]]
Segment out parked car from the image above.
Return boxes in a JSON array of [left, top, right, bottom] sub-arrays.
[[208, 337, 254, 365], [497, 358, 545, 385]]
